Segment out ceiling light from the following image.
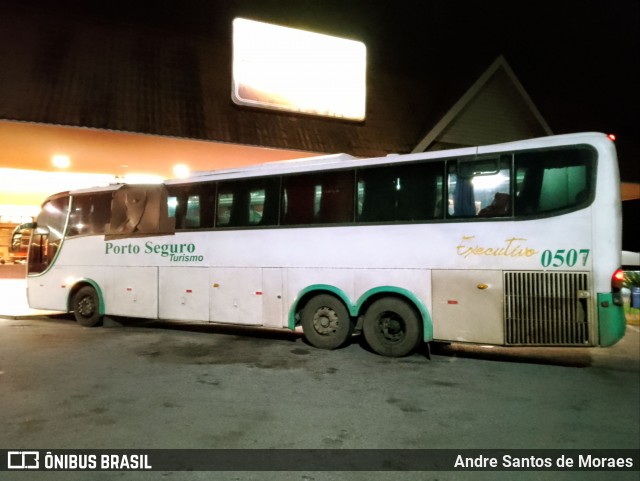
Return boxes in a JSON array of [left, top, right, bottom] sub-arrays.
[[173, 164, 190, 178], [52, 154, 71, 169]]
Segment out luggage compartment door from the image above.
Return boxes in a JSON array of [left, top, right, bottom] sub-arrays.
[[210, 268, 262, 325], [159, 267, 209, 322], [432, 270, 504, 344]]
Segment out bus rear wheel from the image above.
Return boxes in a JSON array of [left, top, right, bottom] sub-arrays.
[[301, 294, 353, 350], [72, 286, 103, 327], [363, 298, 422, 357]]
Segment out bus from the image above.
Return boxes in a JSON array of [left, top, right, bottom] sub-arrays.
[[23, 132, 627, 357]]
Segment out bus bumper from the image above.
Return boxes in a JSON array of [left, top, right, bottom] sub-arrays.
[[598, 293, 626, 347]]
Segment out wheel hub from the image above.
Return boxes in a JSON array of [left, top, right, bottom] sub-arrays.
[[313, 307, 339, 336], [78, 296, 95, 317], [380, 314, 405, 342]]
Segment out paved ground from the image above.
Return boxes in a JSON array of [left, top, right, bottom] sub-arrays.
[[1, 277, 638, 481], [0, 324, 638, 481]]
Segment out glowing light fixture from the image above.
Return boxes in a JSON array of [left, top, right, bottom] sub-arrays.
[[173, 163, 190, 178], [52, 154, 71, 169], [232, 18, 366, 121], [608, 134, 616, 141]]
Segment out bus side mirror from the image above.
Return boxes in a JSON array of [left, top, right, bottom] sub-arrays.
[[10, 222, 35, 252]]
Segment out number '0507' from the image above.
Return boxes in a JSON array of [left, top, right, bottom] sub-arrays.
[[541, 249, 590, 267]]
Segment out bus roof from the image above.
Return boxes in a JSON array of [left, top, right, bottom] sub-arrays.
[[59, 132, 610, 195], [164, 152, 359, 185], [163, 146, 478, 185], [164, 132, 611, 185]]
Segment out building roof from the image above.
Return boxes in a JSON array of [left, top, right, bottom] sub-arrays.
[[413, 56, 552, 152], [0, 2, 523, 159]]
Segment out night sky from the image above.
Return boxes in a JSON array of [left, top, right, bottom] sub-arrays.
[[7, 0, 640, 182]]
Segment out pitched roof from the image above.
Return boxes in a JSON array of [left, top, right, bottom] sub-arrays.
[[413, 55, 552, 152]]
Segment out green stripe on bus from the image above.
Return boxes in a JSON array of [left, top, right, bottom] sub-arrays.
[[597, 293, 626, 347]]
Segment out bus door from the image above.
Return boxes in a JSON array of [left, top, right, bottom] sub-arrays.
[[210, 268, 263, 325], [432, 270, 504, 344]]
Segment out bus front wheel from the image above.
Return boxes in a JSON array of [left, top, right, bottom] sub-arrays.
[[363, 298, 422, 357], [72, 286, 103, 327], [301, 294, 353, 350]]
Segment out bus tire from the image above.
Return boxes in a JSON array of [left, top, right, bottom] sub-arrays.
[[301, 294, 353, 350], [363, 298, 422, 357], [72, 286, 103, 327]]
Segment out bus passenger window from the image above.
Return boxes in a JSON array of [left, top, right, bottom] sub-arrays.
[[68, 193, 111, 236], [282, 171, 354, 225], [216, 177, 279, 228], [184, 195, 201, 228], [216, 192, 233, 227], [248, 189, 265, 225], [167, 196, 178, 218], [357, 169, 396, 222], [282, 176, 316, 225], [248, 178, 280, 226], [447, 156, 511, 218], [167, 183, 215, 230], [514, 147, 594, 216], [317, 171, 354, 223], [357, 162, 443, 223]]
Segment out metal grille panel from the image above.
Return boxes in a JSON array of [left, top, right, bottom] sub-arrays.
[[504, 271, 590, 345]]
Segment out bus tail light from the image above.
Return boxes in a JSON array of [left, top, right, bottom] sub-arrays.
[[612, 269, 625, 289], [611, 268, 625, 305]]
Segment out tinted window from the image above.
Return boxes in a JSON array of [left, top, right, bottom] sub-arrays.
[[357, 162, 444, 222], [168, 183, 215, 229], [447, 156, 511, 218], [514, 147, 594, 216], [282, 171, 355, 225], [68, 193, 112, 236], [216, 178, 280, 228]]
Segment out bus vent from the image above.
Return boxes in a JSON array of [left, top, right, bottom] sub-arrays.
[[504, 271, 590, 345]]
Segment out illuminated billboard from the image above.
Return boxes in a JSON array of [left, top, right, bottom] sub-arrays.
[[232, 18, 366, 121]]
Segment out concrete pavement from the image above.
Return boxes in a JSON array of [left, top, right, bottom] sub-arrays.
[[1, 273, 638, 481], [0, 278, 63, 318]]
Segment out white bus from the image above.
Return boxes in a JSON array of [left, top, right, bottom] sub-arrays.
[[24, 132, 627, 356]]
